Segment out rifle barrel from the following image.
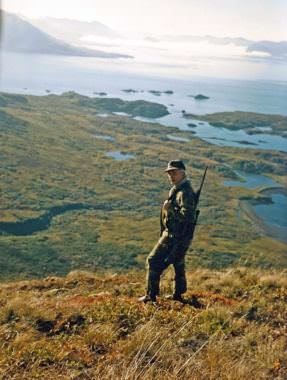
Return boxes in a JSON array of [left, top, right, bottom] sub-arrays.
[[195, 166, 208, 207]]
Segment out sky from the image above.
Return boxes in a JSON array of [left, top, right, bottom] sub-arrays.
[[2, 0, 287, 41]]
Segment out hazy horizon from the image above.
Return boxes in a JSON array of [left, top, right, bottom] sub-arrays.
[[2, 0, 287, 41], [1, 2, 287, 82]]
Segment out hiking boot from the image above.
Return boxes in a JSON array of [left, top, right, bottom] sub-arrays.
[[188, 295, 204, 308], [138, 295, 157, 304], [165, 293, 186, 303]]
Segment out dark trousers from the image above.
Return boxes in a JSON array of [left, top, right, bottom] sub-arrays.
[[146, 230, 191, 297]]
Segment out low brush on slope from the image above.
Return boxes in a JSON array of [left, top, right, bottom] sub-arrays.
[[0, 268, 286, 379]]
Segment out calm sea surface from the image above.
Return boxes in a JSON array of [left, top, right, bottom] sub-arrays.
[[1, 52, 287, 152]]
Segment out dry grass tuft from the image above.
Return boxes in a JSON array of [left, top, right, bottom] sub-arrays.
[[259, 273, 287, 289], [0, 268, 286, 379]]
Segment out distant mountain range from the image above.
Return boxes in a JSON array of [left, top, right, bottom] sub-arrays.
[[162, 34, 253, 47], [1, 12, 131, 59], [159, 35, 287, 58], [28, 14, 287, 60], [27, 16, 119, 44], [2, 11, 286, 60]]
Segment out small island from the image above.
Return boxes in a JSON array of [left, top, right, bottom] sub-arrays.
[[189, 94, 210, 100], [122, 89, 139, 93], [93, 92, 107, 96], [234, 140, 257, 146], [148, 90, 174, 96]]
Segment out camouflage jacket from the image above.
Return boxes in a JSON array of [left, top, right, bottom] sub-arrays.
[[160, 178, 196, 239]]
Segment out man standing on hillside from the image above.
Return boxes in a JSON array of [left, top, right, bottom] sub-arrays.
[[139, 160, 201, 305]]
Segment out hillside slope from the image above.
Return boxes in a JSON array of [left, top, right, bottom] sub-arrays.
[[28, 16, 119, 44], [0, 268, 286, 379], [2, 12, 131, 58], [1, 92, 287, 280]]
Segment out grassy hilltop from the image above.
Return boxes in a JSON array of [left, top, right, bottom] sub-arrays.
[[1, 91, 287, 280], [0, 268, 286, 379]]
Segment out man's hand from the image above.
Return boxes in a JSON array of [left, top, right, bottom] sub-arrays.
[[162, 200, 172, 212]]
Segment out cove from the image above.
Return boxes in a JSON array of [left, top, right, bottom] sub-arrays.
[[224, 170, 277, 189], [223, 171, 286, 241]]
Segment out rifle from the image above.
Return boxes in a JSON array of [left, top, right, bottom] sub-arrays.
[[190, 166, 208, 239], [164, 166, 208, 265]]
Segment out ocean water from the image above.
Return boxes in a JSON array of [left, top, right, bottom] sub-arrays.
[[224, 170, 278, 189], [223, 171, 286, 232], [1, 52, 287, 152], [254, 193, 287, 229], [156, 115, 287, 152], [1, 52, 287, 113]]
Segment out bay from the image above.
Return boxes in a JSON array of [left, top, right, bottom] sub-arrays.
[[1, 52, 287, 152]]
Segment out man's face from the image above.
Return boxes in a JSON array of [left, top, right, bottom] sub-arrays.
[[167, 169, 185, 185]]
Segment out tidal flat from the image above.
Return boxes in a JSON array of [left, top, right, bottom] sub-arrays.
[[0, 92, 286, 279]]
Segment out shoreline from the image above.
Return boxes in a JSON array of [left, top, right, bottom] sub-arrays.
[[1, 89, 287, 153], [259, 186, 287, 196], [240, 187, 287, 243]]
